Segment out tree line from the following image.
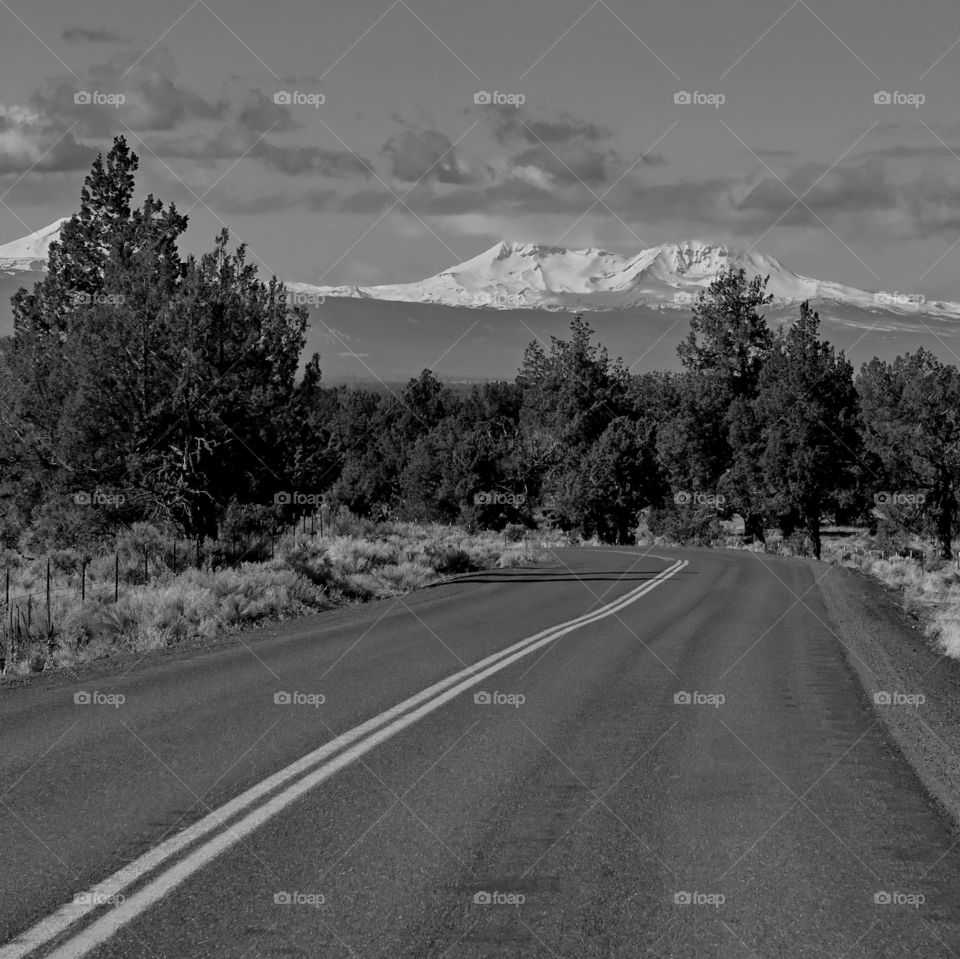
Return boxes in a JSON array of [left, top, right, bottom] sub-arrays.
[[1, 138, 958, 560]]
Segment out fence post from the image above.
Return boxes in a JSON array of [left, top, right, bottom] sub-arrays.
[[143, 549, 148, 585], [81, 561, 86, 602], [114, 553, 119, 602], [46, 560, 51, 643], [172, 540, 177, 574], [196, 536, 201, 569]]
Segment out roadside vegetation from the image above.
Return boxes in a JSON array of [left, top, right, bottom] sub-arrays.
[[3, 138, 960, 670], [2, 516, 559, 676]]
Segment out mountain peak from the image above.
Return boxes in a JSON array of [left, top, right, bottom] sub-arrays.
[[0, 217, 69, 271]]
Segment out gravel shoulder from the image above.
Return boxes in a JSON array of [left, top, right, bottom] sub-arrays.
[[816, 559, 960, 829]]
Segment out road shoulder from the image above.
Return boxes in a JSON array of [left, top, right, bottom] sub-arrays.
[[815, 559, 960, 830]]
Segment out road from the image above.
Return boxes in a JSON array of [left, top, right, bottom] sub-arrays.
[[2, 547, 960, 957]]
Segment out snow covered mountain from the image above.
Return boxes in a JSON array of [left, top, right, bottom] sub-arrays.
[[0, 218, 69, 272], [293, 238, 960, 319], [4, 222, 958, 321]]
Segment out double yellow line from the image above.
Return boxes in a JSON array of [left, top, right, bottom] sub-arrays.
[[3, 558, 687, 959]]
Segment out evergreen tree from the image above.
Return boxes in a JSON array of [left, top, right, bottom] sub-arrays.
[[755, 303, 860, 559]]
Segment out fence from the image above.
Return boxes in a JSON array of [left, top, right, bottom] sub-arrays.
[[0, 509, 335, 671]]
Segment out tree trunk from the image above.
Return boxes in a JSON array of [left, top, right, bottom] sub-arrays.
[[937, 489, 955, 560], [743, 512, 766, 544], [808, 513, 822, 561]]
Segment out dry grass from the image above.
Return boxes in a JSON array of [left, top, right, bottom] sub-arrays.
[[827, 543, 960, 661], [2, 520, 565, 676]]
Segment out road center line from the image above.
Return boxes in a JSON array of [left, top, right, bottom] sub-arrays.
[[2, 558, 686, 959]]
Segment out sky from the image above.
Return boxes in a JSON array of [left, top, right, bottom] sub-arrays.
[[1, 0, 960, 297]]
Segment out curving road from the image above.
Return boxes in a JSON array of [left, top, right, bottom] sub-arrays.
[[2, 547, 960, 957]]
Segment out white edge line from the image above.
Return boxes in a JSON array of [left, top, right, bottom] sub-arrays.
[[4, 560, 686, 959]]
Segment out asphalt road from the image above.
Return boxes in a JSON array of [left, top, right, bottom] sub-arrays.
[[2, 547, 960, 958]]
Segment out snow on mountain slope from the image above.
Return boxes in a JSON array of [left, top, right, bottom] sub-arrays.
[[0, 218, 69, 272], [293, 238, 960, 318], [4, 219, 958, 321]]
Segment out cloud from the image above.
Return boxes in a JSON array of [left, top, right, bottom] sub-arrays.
[[62, 26, 130, 43], [0, 103, 96, 174], [146, 128, 371, 178], [505, 143, 619, 187], [487, 106, 611, 146], [32, 47, 227, 135], [236, 90, 299, 134], [382, 129, 472, 184]]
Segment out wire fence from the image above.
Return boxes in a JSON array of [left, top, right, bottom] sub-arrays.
[[0, 509, 334, 670]]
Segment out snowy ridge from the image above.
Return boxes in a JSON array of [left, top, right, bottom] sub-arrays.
[[0, 218, 69, 272], [292, 238, 960, 318]]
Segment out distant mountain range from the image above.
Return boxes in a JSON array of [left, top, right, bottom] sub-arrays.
[[2, 220, 959, 382], [4, 221, 959, 321], [292, 237, 960, 319]]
